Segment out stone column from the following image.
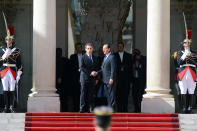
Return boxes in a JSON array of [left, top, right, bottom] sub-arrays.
[[27, 0, 60, 112], [141, 0, 175, 113]]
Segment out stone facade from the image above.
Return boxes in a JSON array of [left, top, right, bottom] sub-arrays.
[[0, 0, 197, 112]]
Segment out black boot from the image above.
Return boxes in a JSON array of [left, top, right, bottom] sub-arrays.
[[9, 105, 16, 113], [9, 91, 16, 113], [177, 95, 181, 108], [187, 94, 193, 114], [181, 94, 187, 113], [2, 91, 9, 113], [2, 105, 9, 113]]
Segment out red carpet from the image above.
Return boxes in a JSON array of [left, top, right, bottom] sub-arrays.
[[25, 113, 180, 131]]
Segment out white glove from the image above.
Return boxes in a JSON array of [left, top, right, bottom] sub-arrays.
[[16, 76, 20, 83], [2, 48, 11, 60], [16, 71, 22, 83], [185, 49, 190, 55], [181, 49, 191, 60]]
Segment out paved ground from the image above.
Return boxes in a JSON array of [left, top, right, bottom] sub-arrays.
[[179, 114, 197, 131]]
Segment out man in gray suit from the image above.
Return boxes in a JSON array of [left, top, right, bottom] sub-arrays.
[[92, 44, 116, 110]]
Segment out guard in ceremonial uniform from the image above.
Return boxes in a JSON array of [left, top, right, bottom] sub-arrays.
[[0, 13, 23, 113], [177, 29, 197, 113], [94, 106, 113, 131]]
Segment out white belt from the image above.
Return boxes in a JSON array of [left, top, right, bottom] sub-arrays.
[[3, 63, 16, 67], [180, 64, 196, 68]]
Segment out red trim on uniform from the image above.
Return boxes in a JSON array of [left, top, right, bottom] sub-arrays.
[[0, 67, 17, 80], [188, 67, 196, 82], [178, 67, 197, 82], [0, 68, 9, 78], [174, 73, 178, 81]]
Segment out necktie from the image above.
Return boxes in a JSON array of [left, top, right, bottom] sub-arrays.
[[104, 56, 107, 62], [89, 55, 93, 63]]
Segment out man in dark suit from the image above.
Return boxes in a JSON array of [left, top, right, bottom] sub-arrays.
[[114, 42, 132, 112], [132, 49, 146, 113], [80, 43, 98, 113], [56, 48, 73, 112], [92, 44, 116, 110], [70, 43, 83, 112]]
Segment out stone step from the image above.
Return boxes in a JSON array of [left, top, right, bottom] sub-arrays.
[[0, 113, 25, 131], [0, 113, 197, 131], [0, 113, 25, 118]]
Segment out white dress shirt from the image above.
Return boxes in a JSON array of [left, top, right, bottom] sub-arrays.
[[78, 53, 82, 69], [104, 52, 111, 62], [118, 52, 124, 62]]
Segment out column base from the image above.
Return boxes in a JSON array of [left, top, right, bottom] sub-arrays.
[[27, 96, 60, 112], [141, 97, 175, 113]]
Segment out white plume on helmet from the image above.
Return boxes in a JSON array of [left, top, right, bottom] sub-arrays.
[[2, 11, 14, 40]]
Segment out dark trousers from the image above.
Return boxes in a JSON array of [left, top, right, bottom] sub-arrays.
[[116, 79, 130, 112], [95, 81, 108, 107], [132, 78, 145, 113], [73, 81, 80, 112], [80, 80, 95, 112], [103, 83, 116, 111]]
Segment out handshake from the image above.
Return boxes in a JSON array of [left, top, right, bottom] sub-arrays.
[[90, 71, 98, 77]]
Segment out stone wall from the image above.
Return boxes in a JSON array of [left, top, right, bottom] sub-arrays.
[[80, 0, 130, 54], [134, 0, 147, 56], [0, 0, 197, 112], [56, 0, 68, 57]]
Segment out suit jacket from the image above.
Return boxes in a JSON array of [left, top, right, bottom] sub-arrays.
[[80, 54, 98, 84], [114, 51, 132, 82], [177, 50, 197, 81], [99, 53, 116, 84], [56, 56, 73, 95], [70, 54, 79, 71], [70, 53, 83, 80], [133, 55, 146, 81]]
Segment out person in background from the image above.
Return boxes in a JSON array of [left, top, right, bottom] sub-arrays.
[[132, 49, 146, 113], [70, 42, 83, 112], [56, 48, 73, 112], [114, 41, 132, 112]]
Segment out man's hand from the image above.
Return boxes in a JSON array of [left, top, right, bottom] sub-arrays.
[[16, 76, 20, 83], [94, 80, 98, 86], [57, 78, 62, 84], [16, 71, 22, 83], [109, 79, 113, 85], [90, 71, 98, 77]]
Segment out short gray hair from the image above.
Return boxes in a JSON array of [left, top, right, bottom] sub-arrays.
[[85, 43, 93, 48]]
